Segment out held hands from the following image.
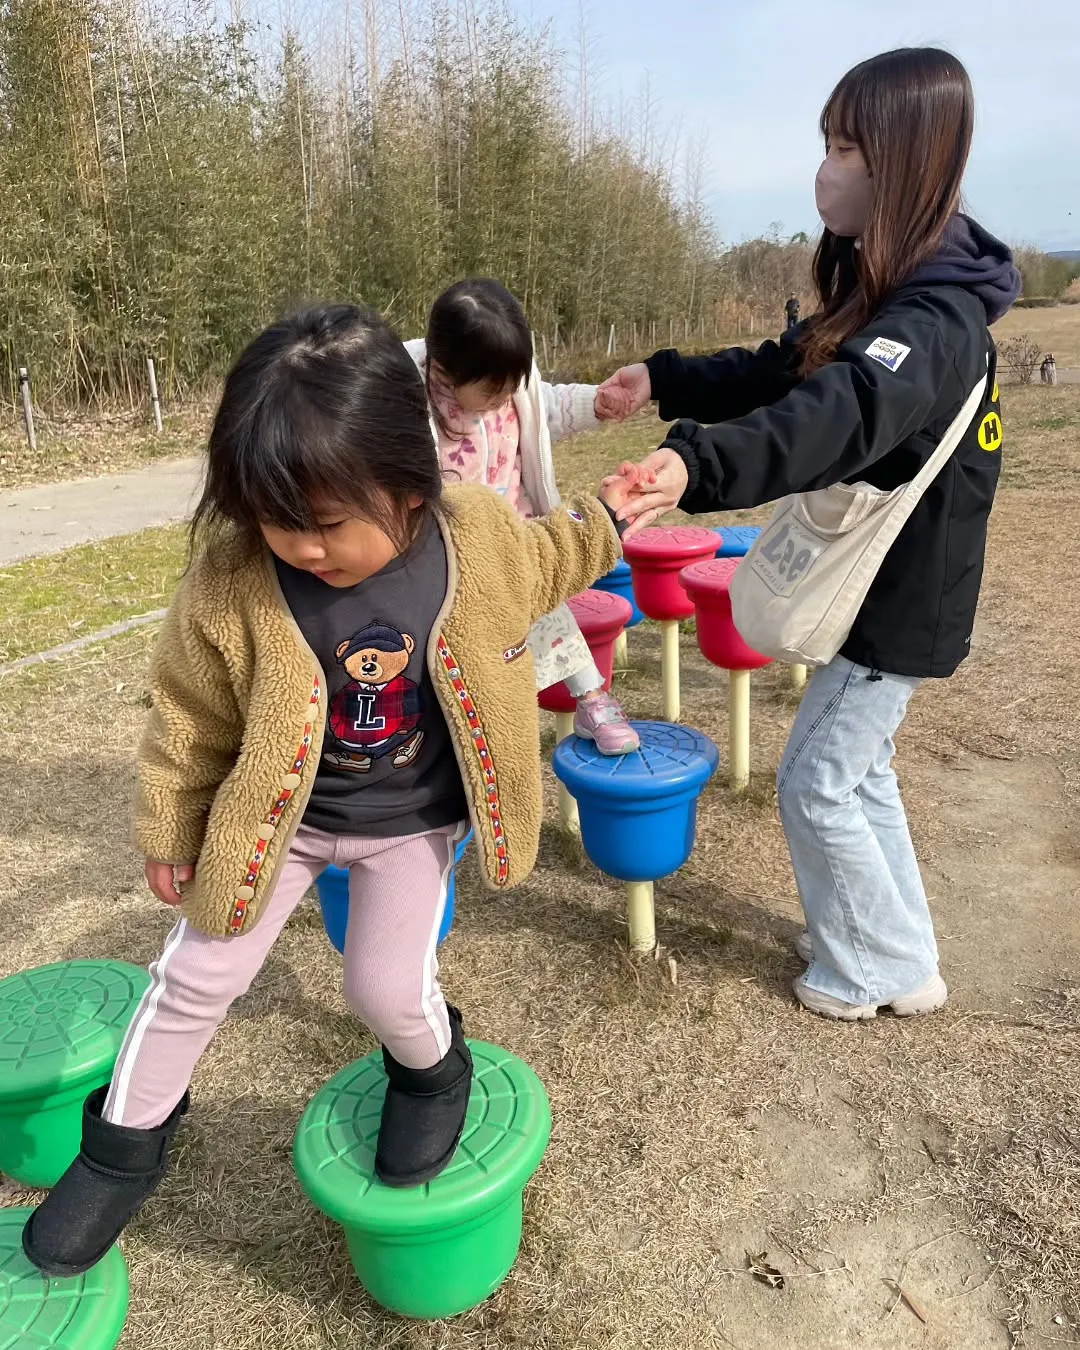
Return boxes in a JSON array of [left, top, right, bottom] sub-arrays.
[[593, 383, 636, 421], [596, 363, 652, 420], [600, 448, 689, 535], [145, 859, 194, 907]]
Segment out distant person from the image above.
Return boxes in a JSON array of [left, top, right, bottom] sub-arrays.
[[785, 292, 801, 330], [21, 303, 627, 1277], [1041, 352, 1057, 385], [599, 48, 1020, 1021], [406, 278, 640, 756]]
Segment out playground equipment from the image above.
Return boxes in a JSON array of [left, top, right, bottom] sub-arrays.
[[713, 525, 762, 559], [552, 722, 719, 951], [0, 1208, 129, 1349], [592, 558, 646, 668], [712, 528, 806, 693], [293, 1041, 551, 1319], [623, 527, 720, 721], [538, 589, 633, 832], [0, 960, 151, 1188], [316, 831, 472, 954], [680, 558, 772, 792]]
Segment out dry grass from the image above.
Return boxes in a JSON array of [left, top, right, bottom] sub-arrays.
[[1, 388, 1079, 1348], [994, 303, 1080, 369], [0, 402, 211, 491]]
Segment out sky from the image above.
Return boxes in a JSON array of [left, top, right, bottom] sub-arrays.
[[506, 0, 1080, 251]]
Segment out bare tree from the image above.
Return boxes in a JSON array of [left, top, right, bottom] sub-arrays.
[[998, 336, 1042, 386]]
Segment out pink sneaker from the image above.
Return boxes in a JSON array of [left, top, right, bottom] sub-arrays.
[[573, 692, 640, 756]]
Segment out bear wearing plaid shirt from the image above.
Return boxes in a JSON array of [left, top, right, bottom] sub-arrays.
[[326, 621, 426, 774]]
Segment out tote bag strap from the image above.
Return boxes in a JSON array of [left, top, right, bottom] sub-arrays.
[[908, 355, 991, 500]]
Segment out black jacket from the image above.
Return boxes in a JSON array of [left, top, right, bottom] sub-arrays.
[[645, 219, 1020, 678]]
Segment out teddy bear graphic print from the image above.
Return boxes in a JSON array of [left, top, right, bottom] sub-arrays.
[[274, 517, 469, 837]]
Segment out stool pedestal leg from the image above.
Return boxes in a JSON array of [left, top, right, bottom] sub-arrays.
[[728, 668, 751, 792], [790, 663, 807, 693], [660, 620, 680, 721], [613, 631, 628, 670], [554, 711, 580, 833], [625, 881, 656, 952]]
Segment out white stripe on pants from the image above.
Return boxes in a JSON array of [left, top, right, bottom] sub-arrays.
[[104, 820, 467, 1129]]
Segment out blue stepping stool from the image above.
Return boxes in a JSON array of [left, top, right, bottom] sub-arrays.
[[714, 525, 762, 558], [0, 1207, 129, 1349], [592, 559, 646, 628], [553, 722, 719, 950], [316, 831, 472, 955]]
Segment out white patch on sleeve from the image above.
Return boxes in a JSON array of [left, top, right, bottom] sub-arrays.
[[865, 336, 912, 372]]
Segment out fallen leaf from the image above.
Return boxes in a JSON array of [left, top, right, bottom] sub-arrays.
[[887, 1279, 929, 1324], [746, 1250, 785, 1290]]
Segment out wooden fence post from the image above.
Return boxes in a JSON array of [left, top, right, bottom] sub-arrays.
[[146, 357, 163, 433], [18, 367, 36, 452]]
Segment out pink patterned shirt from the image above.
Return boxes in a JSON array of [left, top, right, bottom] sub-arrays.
[[428, 374, 536, 520]]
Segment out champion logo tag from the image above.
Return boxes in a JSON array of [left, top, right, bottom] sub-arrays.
[[567, 509, 584, 522], [865, 336, 912, 372], [503, 640, 528, 663]]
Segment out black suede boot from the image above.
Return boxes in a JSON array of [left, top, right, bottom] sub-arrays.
[[375, 1005, 472, 1187], [22, 1085, 189, 1277]]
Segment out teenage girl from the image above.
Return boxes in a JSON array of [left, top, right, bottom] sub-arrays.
[[601, 48, 1020, 1021], [23, 303, 626, 1276], [405, 278, 640, 757]]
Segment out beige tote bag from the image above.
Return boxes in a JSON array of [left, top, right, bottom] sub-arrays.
[[730, 363, 989, 668]]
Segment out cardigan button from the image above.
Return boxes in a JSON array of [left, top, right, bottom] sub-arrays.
[[257, 823, 276, 841], [281, 772, 302, 790], [235, 885, 255, 902]]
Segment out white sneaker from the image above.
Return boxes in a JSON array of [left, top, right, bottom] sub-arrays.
[[794, 930, 812, 963], [793, 972, 948, 1022]]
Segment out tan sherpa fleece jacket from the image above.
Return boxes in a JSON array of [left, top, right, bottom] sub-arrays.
[[135, 485, 621, 938]]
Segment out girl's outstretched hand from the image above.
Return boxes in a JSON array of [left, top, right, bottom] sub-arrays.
[[145, 859, 194, 907], [597, 363, 652, 418], [601, 448, 689, 535]]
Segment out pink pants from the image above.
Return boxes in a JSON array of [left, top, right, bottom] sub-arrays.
[[104, 820, 468, 1130]]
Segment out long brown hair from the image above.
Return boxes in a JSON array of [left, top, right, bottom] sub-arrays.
[[801, 48, 974, 375]]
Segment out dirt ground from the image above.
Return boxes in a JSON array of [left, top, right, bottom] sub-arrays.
[[1, 335, 1079, 1348]]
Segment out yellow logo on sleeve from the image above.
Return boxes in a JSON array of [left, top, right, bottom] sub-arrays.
[[978, 411, 1003, 452]]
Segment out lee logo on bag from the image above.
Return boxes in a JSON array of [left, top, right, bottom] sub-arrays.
[[750, 517, 827, 596]]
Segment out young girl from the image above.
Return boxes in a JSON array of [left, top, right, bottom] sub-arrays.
[[603, 48, 1020, 1021], [23, 303, 625, 1277], [405, 278, 640, 756]]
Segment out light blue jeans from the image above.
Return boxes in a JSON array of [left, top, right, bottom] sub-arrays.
[[777, 657, 940, 1005]]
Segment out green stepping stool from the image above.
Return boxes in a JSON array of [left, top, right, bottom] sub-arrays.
[[294, 1041, 551, 1319], [0, 961, 151, 1189], [0, 1207, 129, 1349]]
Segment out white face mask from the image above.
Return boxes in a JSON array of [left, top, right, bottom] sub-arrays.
[[815, 156, 874, 238]]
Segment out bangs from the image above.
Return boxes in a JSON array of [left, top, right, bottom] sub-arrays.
[[820, 85, 860, 147], [208, 380, 409, 540], [439, 315, 531, 388]]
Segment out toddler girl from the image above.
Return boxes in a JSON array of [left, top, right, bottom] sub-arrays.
[[406, 278, 639, 755], [24, 302, 625, 1276]]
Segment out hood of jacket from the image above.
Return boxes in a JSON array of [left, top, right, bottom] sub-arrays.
[[908, 214, 1021, 324]]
